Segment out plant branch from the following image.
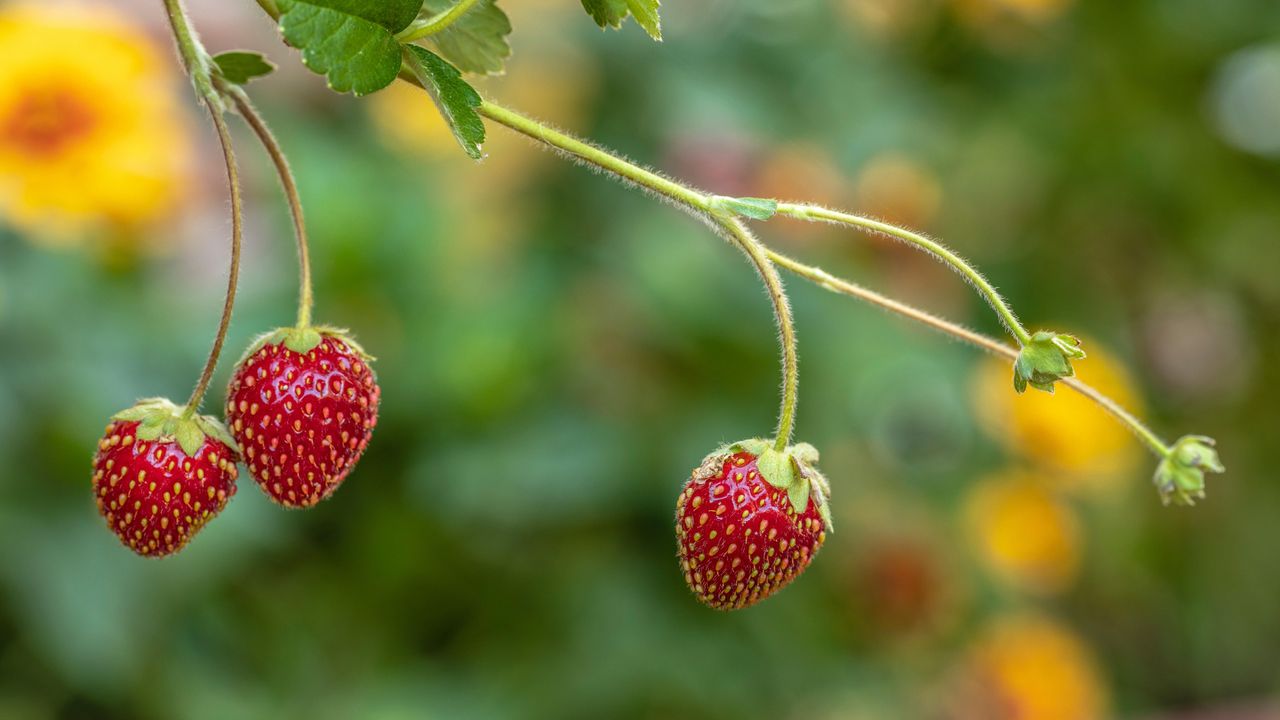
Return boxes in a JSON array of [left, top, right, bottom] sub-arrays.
[[163, 0, 242, 417], [396, 0, 485, 43], [766, 249, 1172, 458], [221, 82, 314, 328], [774, 203, 1031, 346], [478, 102, 799, 448]]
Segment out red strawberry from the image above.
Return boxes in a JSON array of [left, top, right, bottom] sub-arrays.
[[92, 398, 239, 557], [676, 439, 832, 610], [225, 326, 379, 508]]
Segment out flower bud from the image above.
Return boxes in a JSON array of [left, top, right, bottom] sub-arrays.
[[1014, 331, 1086, 394], [1153, 435, 1224, 506]]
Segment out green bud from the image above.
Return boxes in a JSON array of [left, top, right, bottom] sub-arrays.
[[1013, 330, 1086, 394], [1153, 435, 1224, 506]]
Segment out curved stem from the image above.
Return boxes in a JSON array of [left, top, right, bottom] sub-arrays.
[[477, 101, 712, 211], [222, 83, 314, 328], [476, 101, 798, 448], [774, 203, 1032, 346], [396, 0, 485, 43], [164, 0, 243, 418], [716, 219, 799, 450], [766, 249, 1172, 459], [182, 99, 243, 417], [245, 0, 1173, 460]]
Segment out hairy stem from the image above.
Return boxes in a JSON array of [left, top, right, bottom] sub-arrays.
[[246, 0, 1173, 460], [716, 219, 799, 450], [766, 249, 1172, 458], [163, 0, 242, 417], [396, 0, 485, 43], [222, 83, 314, 328], [775, 203, 1032, 346], [477, 101, 799, 449]]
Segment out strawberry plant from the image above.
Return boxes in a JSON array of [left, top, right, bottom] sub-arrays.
[[87, 0, 1223, 609]]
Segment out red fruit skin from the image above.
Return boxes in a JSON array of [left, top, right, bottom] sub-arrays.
[[92, 420, 239, 557], [676, 451, 826, 609], [225, 336, 380, 508]]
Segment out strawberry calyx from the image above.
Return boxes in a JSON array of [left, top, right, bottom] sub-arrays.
[[237, 325, 375, 365], [110, 397, 239, 457], [704, 438, 834, 532]]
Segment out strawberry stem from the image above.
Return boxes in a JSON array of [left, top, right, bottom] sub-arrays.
[[162, 0, 243, 417], [476, 101, 800, 450], [221, 83, 314, 329], [766, 249, 1174, 459]]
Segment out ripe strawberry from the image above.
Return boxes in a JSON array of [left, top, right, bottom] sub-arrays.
[[225, 326, 379, 508], [92, 398, 239, 557], [676, 439, 832, 610]]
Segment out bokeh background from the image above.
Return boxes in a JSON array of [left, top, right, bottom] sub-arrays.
[[1, 0, 1278, 717]]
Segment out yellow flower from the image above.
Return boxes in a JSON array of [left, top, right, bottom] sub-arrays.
[[971, 340, 1143, 495], [0, 3, 190, 243], [955, 613, 1108, 720], [965, 470, 1080, 594]]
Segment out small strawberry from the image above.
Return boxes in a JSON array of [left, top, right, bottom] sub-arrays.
[[92, 398, 240, 557], [225, 326, 379, 508], [675, 439, 832, 610]]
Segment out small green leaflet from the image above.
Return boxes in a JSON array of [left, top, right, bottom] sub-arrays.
[[580, 0, 661, 41], [710, 196, 778, 220], [213, 51, 276, 85], [403, 46, 485, 159], [416, 0, 512, 75], [276, 0, 424, 95]]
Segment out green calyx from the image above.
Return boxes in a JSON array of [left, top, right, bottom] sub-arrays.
[[713, 438, 834, 532], [1153, 435, 1224, 506], [1013, 330, 1086, 394], [111, 398, 238, 457], [237, 325, 376, 364]]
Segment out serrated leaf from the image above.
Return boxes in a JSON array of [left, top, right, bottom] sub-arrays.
[[277, 0, 425, 95], [415, 0, 512, 75], [403, 46, 485, 159], [581, 0, 661, 41], [213, 51, 276, 85]]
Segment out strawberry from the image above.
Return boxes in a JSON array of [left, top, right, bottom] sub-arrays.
[[92, 398, 239, 557], [225, 326, 379, 508], [676, 439, 832, 610]]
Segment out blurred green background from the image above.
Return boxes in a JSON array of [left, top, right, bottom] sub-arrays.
[[1, 0, 1278, 717]]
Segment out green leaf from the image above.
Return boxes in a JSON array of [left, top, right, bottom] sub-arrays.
[[580, 0, 661, 40], [403, 46, 485, 159], [213, 51, 276, 85], [711, 196, 778, 220], [756, 447, 796, 490], [174, 419, 206, 458], [786, 474, 811, 515], [276, 0, 424, 95], [417, 0, 512, 75]]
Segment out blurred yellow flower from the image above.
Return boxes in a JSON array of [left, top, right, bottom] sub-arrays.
[[971, 341, 1142, 494], [955, 613, 1108, 720], [0, 3, 190, 243], [965, 470, 1080, 594]]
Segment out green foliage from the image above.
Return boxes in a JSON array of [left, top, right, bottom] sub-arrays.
[[276, 0, 424, 95], [416, 0, 512, 75], [403, 46, 485, 158], [212, 51, 275, 85], [580, 0, 661, 41]]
